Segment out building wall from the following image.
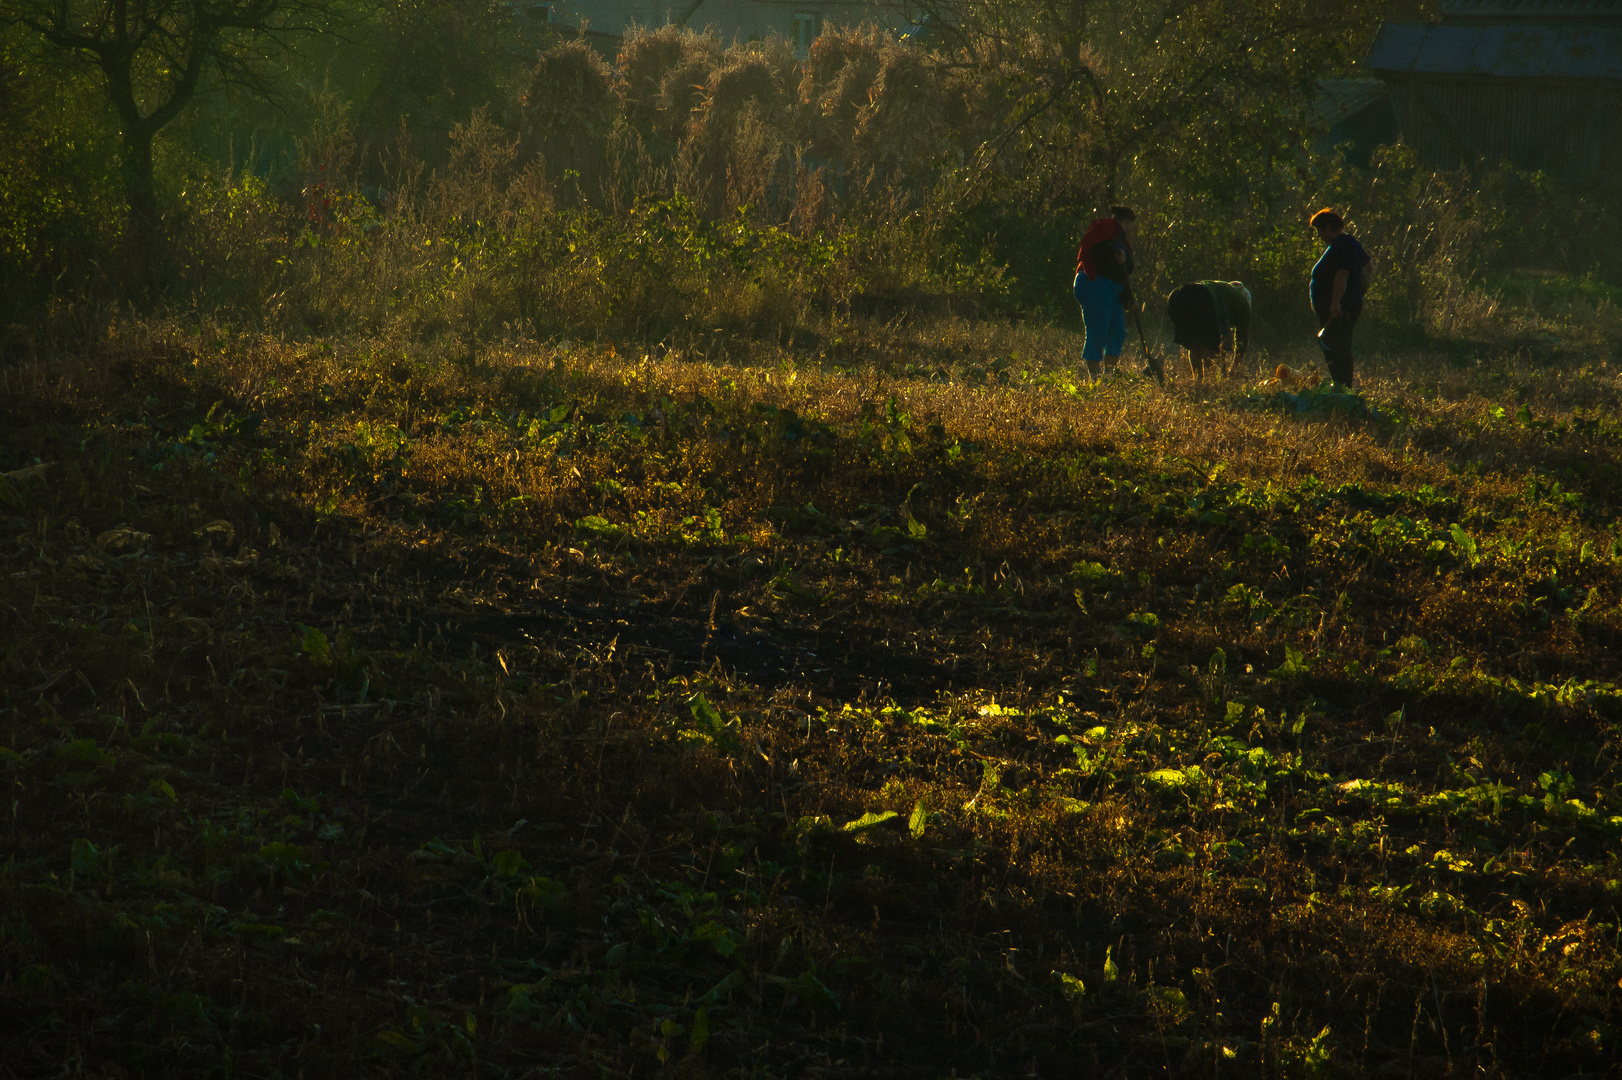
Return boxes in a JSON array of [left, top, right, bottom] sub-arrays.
[[1315, 100, 1401, 168], [1386, 75, 1622, 181]]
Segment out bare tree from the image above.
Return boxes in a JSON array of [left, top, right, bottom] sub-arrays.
[[2, 0, 347, 231]]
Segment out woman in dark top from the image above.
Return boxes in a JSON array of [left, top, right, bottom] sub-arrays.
[[1309, 208, 1371, 388]]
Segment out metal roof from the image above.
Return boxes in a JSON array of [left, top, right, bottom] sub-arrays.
[[1314, 79, 1391, 123], [1367, 21, 1622, 78], [1440, 0, 1622, 23]]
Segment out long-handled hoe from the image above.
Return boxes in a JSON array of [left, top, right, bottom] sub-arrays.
[[1131, 303, 1164, 386]]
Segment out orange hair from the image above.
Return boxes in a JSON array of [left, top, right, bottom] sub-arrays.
[[1310, 208, 1344, 231]]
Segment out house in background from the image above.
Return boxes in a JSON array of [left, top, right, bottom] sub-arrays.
[[1364, 0, 1622, 181], [534, 1, 912, 57], [1313, 78, 1400, 167]]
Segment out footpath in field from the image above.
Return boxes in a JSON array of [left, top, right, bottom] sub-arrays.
[[1, 327, 1619, 1077]]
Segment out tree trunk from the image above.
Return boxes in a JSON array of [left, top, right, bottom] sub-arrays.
[[121, 122, 161, 233], [98, 46, 161, 230], [1067, 1, 1086, 69], [112, 114, 173, 299], [100, 49, 173, 292]]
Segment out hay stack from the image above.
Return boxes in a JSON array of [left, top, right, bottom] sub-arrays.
[[620, 26, 721, 142], [702, 56, 787, 130], [797, 27, 885, 160], [659, 56, 715, 140], [670, 55, 790, 217], [523, 40, 617, 145], [852, 47, 959, 172], [618, 25, 689, 130]]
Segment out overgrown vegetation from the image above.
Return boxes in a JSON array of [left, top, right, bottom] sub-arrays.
[[3, 316, 1620, 1075], [2, 1, 1621, 1076], [7, 4, 1622, 350]]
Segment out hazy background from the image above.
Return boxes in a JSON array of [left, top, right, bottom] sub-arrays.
[[2, 0, 1618, 362]]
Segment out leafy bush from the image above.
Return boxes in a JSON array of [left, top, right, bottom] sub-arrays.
[[5, 6, 1618, 356]]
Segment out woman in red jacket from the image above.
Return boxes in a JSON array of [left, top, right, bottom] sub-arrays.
[[1073, 206, 1136, 377]]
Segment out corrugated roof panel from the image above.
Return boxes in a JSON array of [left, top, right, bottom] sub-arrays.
[[1368, 22, 1430, 70], [1497, 27, 1554, 72], [1315, 78, 1391, 123], [1416, 24, 1480, 69], [1556, 26, 1622, 75], [1442, 0, 1622, 23], [1469, 26, 1505, 71], [1368, 21, 1622, 77]]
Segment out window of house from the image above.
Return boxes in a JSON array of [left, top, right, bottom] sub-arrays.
[[793, 13, 818, 58]]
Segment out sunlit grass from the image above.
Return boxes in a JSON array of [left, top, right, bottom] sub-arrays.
[[1, 310, 1619, 1076]]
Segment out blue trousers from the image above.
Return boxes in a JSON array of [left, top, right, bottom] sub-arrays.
[[1074, 274, 1126, 362]]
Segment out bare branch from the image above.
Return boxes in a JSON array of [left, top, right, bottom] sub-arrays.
[[2, 0, 351, 224]]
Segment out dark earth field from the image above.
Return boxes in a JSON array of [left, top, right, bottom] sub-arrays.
[[1, 324, 1620, 1078]]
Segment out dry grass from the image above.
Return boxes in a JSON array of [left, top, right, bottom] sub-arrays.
[[0, 310, 1619, 1077]]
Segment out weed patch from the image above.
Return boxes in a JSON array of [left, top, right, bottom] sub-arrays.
[[0, 322, 1619, 1076]]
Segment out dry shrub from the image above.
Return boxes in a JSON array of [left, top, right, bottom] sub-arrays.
[[295, 91, 362, 191], [703, 275, 804, 341], [670, 125, 710, 208], [173, 176, 297, 325], [698, 232, 806, 341], [1324, 145, 1538, 343], [1478, 279, 1622, 361], [787, 150, 832, 235], [719, 103, 783, 219], [599, 125, 663, 217], [427, 116, 549, 342], [428, 110, 526, 225], [263, 107, 560, 342]]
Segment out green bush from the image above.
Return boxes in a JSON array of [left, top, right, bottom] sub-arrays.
[[5, 13, 1618, 351]]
